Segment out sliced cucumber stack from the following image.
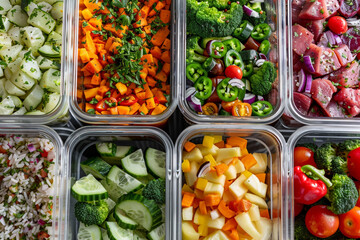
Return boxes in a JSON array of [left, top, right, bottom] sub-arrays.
[[147, 223, 165, 240], [145, 148, 166, 179], [121, 149, 148, 178], [106, 166, 144, 195], [114, 206, 138, 230], [71, 174, 108, 202], [105, 222, 133, 240], [96, 142, 116, 157], [101, 145, 134, 166], [77, 223, 102, 240], [80, 157, 111, 180]]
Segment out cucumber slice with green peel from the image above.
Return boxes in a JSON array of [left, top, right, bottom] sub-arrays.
[[101, 146, 134, 166], [42, 92, 60, 113], [101, 228, 110, 240], [96, 142, 116, 157], [23, 2, 38, 16], [37, 55, 60, 70], [5, 80, 26, 97], [100, 179, 125, 202], [0, 16, 12, 32], [147, 223, 165, 240], [77, 223, 102, 240], [23, 84, 44, 111], [7, 5, 28, 27], [10, 71, 36, 91], [106, 166, 144, 195], [0, 96, 15, 114], [39, 0, 58, 4], [21, 26, 45, 54], [38, 43, 61, 58], [106, 222, 133, 240], [7, 95, 22, 108], [145, 148, 166, 179], [104, 198, 116, 212], [116, 193, 162, 231], [12, 106, 27, 115], [0, 44, 23, 63], [46, 31, 62, 46], [10, 0, 21, 5], [8, 57, 22, 74], [0, 0, 12, 15], [37, 1, 52, 12], [80, 157, 111, 180], [8, 26, 22, 45], [50, 1, 63, 20], [133, 231, 147, 240], [27, 8, 56, 34], [20, 57, 42, 80], [54, 20, 62, 35], [0, 78, 7, 98], [121, 149, 148, 177], [39, 68, 61, 93], [0, 33, 11, 48], [114, 206, 138, 230], [71, 174, 108, 202]]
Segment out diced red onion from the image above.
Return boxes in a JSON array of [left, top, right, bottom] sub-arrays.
[[28, 144, 36, 153], [334, 35, 342, 45], [243, 93, 256, 104], [197, 162, 211, 177], [186, 87, 202, 112], [243, 5, 260, 18], [303, 55, 315, 73], [259, 53, 268, 60], [305, 74, 313, 93], [297, 69, 306, 92], [38, 219, 46, 226], [228, 78, 245, 89], [257, 95, 264, 101], [325, 31, 336, 46]]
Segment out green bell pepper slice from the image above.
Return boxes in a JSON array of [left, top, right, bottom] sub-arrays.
[[222, 38, 244, 52], [202, 57, 217, 72], [243, 61, 254, 78], [210, 41, 228, 59], [225, 50, 245, 69], [251, 23, 272, 41], [194, 76, 213, 100], [251, 100, 273, 116], [233, 20, 254, 41], [259, 40, 271, 55], [186, 63, 208, 82], [219, 109, 231, 116], [216, 78, 239, 102]]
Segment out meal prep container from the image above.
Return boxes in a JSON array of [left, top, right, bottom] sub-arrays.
[[63, 126, 174, 239], [177, 0, 287, 124], [67, 0, 178, 125], [0, 124, 65, 239], [174, 125, 287, 239], [286, 125, 360, 239]]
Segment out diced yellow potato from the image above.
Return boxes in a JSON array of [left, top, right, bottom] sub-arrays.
[[235, 212, 262, 240], [183, 148, 203, 162], [194, 209, 210, 225], [203, 230, 230, 240], [203, 136, 215, 149], [244, 193, 268, 209], [195, 178, 208, 191], [244, 175, 268, 198], [197, 144, 219, 157], [198, 224, 208, 237], [210, 209, 221, 220], [213, 135, 223, 143], [182, 184, 194, 193], [207, 216, 225, 229], [249, 153, 268, 174], [234, 159, 246, 174], [184, 161, 199, 187], [204, 154, 217, 167], [249, 204, 260, 221], [204, 182, 224, 197], [224, 165, 237, 180], [216, 147, 241, 162], [204, 171, 226, 185], [255, 217, 273, 240], [229, 174, 248, 199], [182, 221, 200, 240], [182, 206, 194, 221], [182, 159, 191, 172]]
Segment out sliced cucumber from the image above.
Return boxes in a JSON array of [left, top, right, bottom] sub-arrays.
[[116, 193, 162, 231], [10, 0, 21, 4], [7, 57, 22, 74], [23, 2, 38, 16], [10, 71, 35, 91], [12, 106, 27, 115], [23, 84, 43, 111], [21, 26, 45, 54], [20, 56, 41, 80], [39, 68, 60, 93], [24, 110, 44, 115], [0, 32, 11, 48], [37, 1, 52, 12], [104, 198, 116, 212], [0, 44, 23, 63], [0, 16, 12, 32], [114, 206, 138, 230], [37, 55, 60, 70], [96, 142, 116, 157], [7, 95, 22, 108], [50, 1, 63, 20], [101, 146, 134, 166], [7, 5, 28, 27], [145, 148, 166, 179], [39, 0, 58, 4], [54, 20, 62, 35], [106, 166, 144, 197], [0, 95, 15, 115], [27, 8, 55, 34], [0, 0, 12, 15], [46, 31, 61, 46], [101, 228, 110, 240], [100, 179, 125, 202], [0, 78, 7, 98], [41, 92, 60, 113], [4, 80, 26, 97], [38, 43, 60, 58], [133, 231, 147, 240], [121, 149, 148, 178], [105, 222, 133, 240], [80, 157, 111, 180], [77, 223, 102, 240], [147, 223, 165, 240], [7, 26, 22, 45], [71, 174, 108, 202]]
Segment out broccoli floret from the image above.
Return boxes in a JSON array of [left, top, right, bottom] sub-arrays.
[[314, 143, 337, 172], [187, 0, 243, 38], [296, 143, 318, 153], [202, 0, 248, 10], [187, 36, 204, 55], [337, 139, 360, 159], [249, 61, 276, 96], [330, 156, 348, 174], [75, 200, 109, 226], [142, 178, 166, 204], [327, 174, 358, 215]]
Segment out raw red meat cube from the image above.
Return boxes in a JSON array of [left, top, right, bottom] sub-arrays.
[[329, 61, 360, 88], [293, 24, 314, 56], [334, 88, 360, 116], [334, 44, 355, 67], [310, 78, 337, 108], [305, 44, 341, 76]]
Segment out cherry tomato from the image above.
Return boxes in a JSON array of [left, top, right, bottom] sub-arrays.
[[339, 206, 360, 238], [347, 147, 360, 181], [294, 147, 316, 167], [202, 102, 218, 115], [305, 205, 339, 238], [328, 16, 348, 35], [221, 100, 242, 112], [355, 181, 360, 207], [232, 102, 252, 116], [118, 94, 138, 106], [294, 201, 304, 217], [225, 65, 243, 79]]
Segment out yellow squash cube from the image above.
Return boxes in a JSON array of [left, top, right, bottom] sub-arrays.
[[195, 178, 208, 191], [182, 159, 191, 172], [203, 136, 215, 148]]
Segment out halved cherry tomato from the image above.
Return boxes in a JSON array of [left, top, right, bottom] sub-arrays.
[[347, 147, 360, 181], [339, 206, 360, 238], [225, 65, 243, 79], [202, 102, 218, 115], [305, 205, 339, 238], [232, 102, 252, 116], [221, 100, 242, 112], [118, 94, 138, 106], [95, 97, 117, 112], [294, 147, 316, 167], [328, 16, 348, 35]]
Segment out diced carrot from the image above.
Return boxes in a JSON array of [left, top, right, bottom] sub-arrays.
[[77, 89, 84, 99], [138, 5, 150, 19], [225, 144, 232, 148], [91, 73, 101, 85], [129, 102, 141, 115], [224, 180, 234, 192], [255, 173, 266, 183], [87, 51, 98, 60], [240, 154, 257, 170], [84, 87, 99, 100], [182, 192, 195, 208], [161, 50, 171, 63], [166, 0, 171, 5], [82, 21, 97, 34], [79, 48, 90, 63], [146, 65, 157, 77], [85, 103, 94, 113], [105, 37, 115, 51], [81, 8, 93, 20], [133, 18, 148, 28], [161, 38, 171, 50], [199, 201, 207, 215], [141, 54, 154, 66], [146, 97, 156, 109], [136, 91, 146, 100], [155, 90, 167, 104], [260, 209, 270, 219], [78, 102, 84, 110], [227, 137, 247, 150], [144, 25, 152, 35], [151, 27, 170, 46], [83, 59, 103, 74], [84, 76, 93, 88], [147, 76, 157, 87], [147, 0, 159, 8], [159, 9, 171, 24], [154, 71, 167, 83], [139, 103, 149, 115], [229, 229, 239, 240], [97, 86, 110, 97], [117, 106, 131, 115], [149, 1, 165, 17], [109, 42, 122, 54], [88, 18, 102, 30], [222, 218, 237, 231], [238, 199, 252, 212], [184, 141, 196, 152], [84, 0, 102, 13], [193, 198, 200, 209], [85, 31, 96, 54], [108, 107, 118, 115], [162, 63, 170, 75], [218, 200, 236, 218], [215, 141, 225, 148], [95, 44, 105, 53], [215, 163, 229, 176], [204, 194, 221, 207], [95, 94, 103, 102], [151, 104, 166, 115], [115, 82, 128, 95]]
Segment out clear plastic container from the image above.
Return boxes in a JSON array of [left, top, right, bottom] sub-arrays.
[[67, 0, 178, 125], [286, 126, 360, 239], [174, 125, 287, 239], [0, 124, 66, 239], [177, 0, 286, 124], [63, 126, 174, 239]]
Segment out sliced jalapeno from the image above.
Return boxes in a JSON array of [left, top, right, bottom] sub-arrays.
[[225, 50, 245, 69], [194, 76, 213, 100], [251, 23, 272, 41], [233, 20, 254, 41], [259, 40, 271, 55], [216, 78, 239, 102], [222, 38, 244, 52], [210, 41, 228, 59], [219, 108, 231, 116], [251, 100, 273, 116], [243, 61, 254, 78], [186, 63, 208, 82]]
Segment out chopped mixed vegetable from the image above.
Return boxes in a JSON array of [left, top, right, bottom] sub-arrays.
[[77, 0, 171, 116]]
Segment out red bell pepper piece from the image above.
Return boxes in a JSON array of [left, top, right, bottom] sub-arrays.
[[294, 165, 333, 205]]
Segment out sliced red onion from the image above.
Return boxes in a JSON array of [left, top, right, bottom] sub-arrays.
[[305, 74, 313, 93], [255, 59, 266, 67], [303, 55, 315, 73], [186, 87, 202, 112], [257, 95, 264, 101], [325, 31, 336, 46], [197, 162, 211, 177], [334, 35, 342, 45], [28, 144, 36, 152], [297, 69, 306, 92], [38, 219, 46, 226], [243, 93, 256, 104], [229, 78, 245, 90], [259, 53, 268, 60], [243, 5, 260, 18], [186, 87, 196, 98], [347, 18, 360, 27]]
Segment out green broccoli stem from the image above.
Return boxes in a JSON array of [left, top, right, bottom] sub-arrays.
[[301, 165, 333, 188]]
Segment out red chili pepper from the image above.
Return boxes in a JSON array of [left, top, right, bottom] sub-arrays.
[[95, 97, 117, 112], [118, 94, 138, 106], [294, 165, 333, 205]]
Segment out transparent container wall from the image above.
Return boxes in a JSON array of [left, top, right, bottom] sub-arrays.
[[286, 126, 360, 239], [64, 127, 174, 239], [174, 125, 286, 240], [67, 0, 178, 125], [177, 0, 286, 124], [0, 125, 65, 239]]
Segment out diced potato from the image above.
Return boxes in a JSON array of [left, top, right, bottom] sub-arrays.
[[203, 136, 215, 149], [204, 154, 217, 167], [229, 174, 248, 199], [184, 161, 199, 187], [235, 212, 262, 240], [234, 159, 246, 173], [207, 216, 225, 229], [182, 221, 200, 240], [183, 148, 203, 162], [244, 175, 268, 198], [198, 224, 208, 237], [249, 204, 260, 221], [216, 147, 241, 162], [204, 182, 224, 197], [249, 153, 268, 174], [182, 207, 193, 221], [244, 193, 268, 209], [204, 171, 226, 185], [195, 178, 208, 191], [210, 209, 220, 220], [255, 217, 273, 240], [222, 190, 236, 203], [203, 230, 230, 240], [225, 165, 237, 180], [197, 144, 219, 157], [194, 209, 210, 225]]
